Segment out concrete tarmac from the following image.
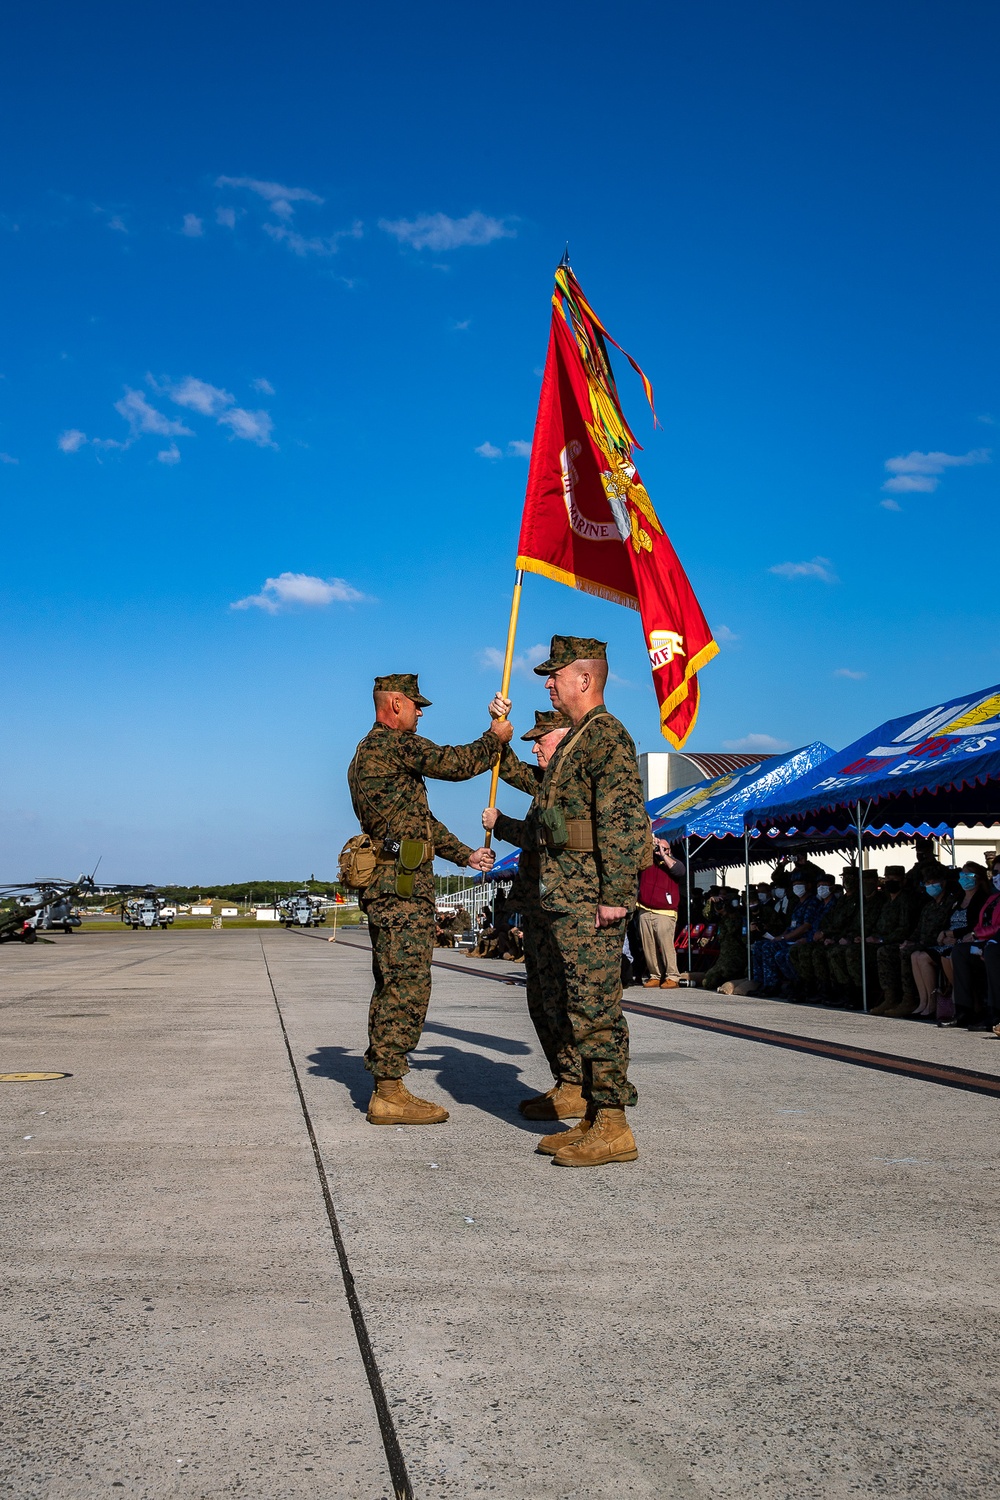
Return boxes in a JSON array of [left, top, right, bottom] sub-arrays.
[[2, 930, 999, 1498]]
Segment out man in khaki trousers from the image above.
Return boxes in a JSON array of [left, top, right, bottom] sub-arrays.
[[637, 837, 685, 990]]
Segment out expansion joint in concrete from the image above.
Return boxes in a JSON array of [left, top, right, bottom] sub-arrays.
[[258, 936, 414, 1500]]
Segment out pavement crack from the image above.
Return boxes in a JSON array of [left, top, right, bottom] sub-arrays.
[[258, 935, 414, 1500]]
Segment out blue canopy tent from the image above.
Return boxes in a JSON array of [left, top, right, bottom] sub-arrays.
[[745, 682, 1000, 1010], [648, 743, 835, 977]]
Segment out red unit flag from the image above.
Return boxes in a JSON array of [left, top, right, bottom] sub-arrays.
[[516, 266, 718, 747]]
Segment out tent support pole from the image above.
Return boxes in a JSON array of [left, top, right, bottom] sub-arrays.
[[744, 828, 752, 984], [685, 835, 691, 988], [857, 801, 869, 1014]]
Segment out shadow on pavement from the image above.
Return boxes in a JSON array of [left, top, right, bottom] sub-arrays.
[[422, 1020, 532, 1056], [306, 1046, 371, 1111], [411, 1044, 544, 1132]]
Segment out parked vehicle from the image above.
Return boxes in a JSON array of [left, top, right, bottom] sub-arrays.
[[279, 890, 326, 927], [124, 895, 171, 930]]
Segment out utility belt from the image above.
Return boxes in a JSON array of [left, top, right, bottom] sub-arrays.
[[377, 836, 435, 898], [539, 808, 596, 853]]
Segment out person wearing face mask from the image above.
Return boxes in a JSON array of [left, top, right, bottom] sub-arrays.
[[701, 889, 752, 991], [750, 874, 824, 998], [790, 868, 857, 1003], [826, 869, 886, 1008], [938, 862, 991, 1001], [751, 884, 788, 939], [945, 857, 1000, 1031], [906, 874, 960, 1018], [867, 865, 923, 1016]]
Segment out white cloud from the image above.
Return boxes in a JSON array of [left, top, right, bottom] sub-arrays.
[[379, 211, 515, 252], [714, 624, 740, 645], [834, 668, 866, 680], [768, 556, 837, 583], [155, 373, 275, 445], [480, 643, 548, 678], [231, 571, 369, 612], [216, 207, 237, 229], [880, 497, 902, 512], [252, 377, 275, 395], [475, 441, 502, 459], [452, 319, 471, 331], [0, 451, 18, 464], [157, 443, 181, 465], [218, 407, 275, 446], [507, 439, 532, 458], [107, 215, 127, 233], [165, 375, 234, 416], [882, 473, 936, 494], [181, 214, 204, 237], [263, 220, 362, 256], [215, 176, 323, 220], [58, 429, 88, 453], [882, 447, 989, 494], [115, 389, 193, 438], [722, 733, 791, 753]]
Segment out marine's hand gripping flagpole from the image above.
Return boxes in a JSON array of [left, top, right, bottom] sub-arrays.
[[482, 569, 524, 850]]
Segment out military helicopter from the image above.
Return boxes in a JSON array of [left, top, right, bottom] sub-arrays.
[[122, 893, 173, 930], [0, 874, 96, 944], [278, 889, 327, 928]]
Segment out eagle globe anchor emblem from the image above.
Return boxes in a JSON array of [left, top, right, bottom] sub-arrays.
[[588, 424, 665, 555]]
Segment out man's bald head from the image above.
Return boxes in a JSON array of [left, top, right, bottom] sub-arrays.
[[374, 689, 421, 732], [545, 657, 609, 723]]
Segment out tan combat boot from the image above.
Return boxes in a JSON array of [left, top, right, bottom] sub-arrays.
[[552, 1107, 638, 1167], [536, 1112, 594, 1156], [520, 1080, 587, 1120], [366, 1078, 449, 1125]]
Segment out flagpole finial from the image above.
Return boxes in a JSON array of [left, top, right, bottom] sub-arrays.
[[560, 243, 571, 269]]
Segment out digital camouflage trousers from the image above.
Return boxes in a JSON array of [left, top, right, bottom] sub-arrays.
[[535, 905, 637, 1109], [521, 909, 582, 1086], [363, 896, 436, 1079]]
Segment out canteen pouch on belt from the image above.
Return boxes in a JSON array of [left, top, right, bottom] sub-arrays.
[[395, 838, 427, 898], [539, 806, 569, 852]]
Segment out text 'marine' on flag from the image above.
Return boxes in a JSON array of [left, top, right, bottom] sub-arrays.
[[515, 265, 718, 748]]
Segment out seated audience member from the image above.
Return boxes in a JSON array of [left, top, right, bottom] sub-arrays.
[[702, 890, 751, 991], [907, 874, 959, 1018], [826, 868, 884, 1009], [938, 863, 991, 995], [751, 875, 823, 998], [791, 868, 858, 1003], [869, 865, 924, 1015], [945, 857, 1000, 1031]]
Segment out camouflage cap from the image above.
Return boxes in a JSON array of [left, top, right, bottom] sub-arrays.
[[373, 673, 432, 707], [532, 635, 608, 675], [884, 864, 906, 877], [521, 709, 571, 742]]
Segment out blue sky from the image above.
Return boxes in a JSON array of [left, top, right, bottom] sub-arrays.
[[3, 0, 999, 882]]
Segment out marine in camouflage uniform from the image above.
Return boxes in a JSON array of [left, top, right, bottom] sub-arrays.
[[348, 673, 505, 1111], [510, 637, 649, 1167], [871, 865, 926, 1014], [789, 872, 853, 999], [492, 711, 584, 1103], [701, 902, 750, 990], [826, 873, 886, 1007]]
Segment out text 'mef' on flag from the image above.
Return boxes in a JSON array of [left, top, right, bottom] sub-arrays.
[[515, 265, 718, 748]]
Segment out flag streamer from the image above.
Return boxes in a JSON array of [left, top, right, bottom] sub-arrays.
[[515, 264, 717, 748]]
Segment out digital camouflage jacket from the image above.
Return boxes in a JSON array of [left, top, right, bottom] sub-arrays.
[[494, 750, 543, 911], [348, 724, 500, 905], [523, 706, 649, 913]]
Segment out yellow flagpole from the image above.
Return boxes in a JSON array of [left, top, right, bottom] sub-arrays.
[[483, 568, 524, 849]]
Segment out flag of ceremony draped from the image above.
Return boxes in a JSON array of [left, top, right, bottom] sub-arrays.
[[515, 265, 718, 748]]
